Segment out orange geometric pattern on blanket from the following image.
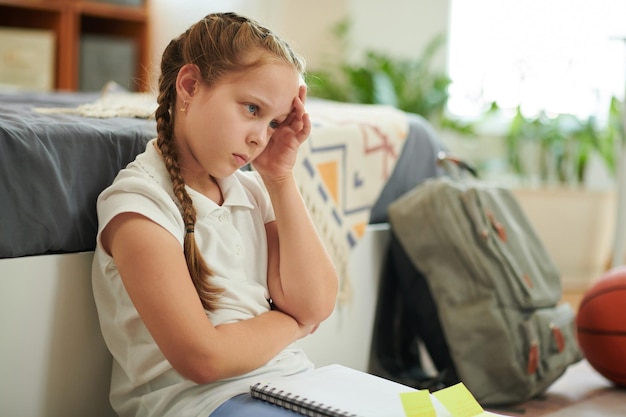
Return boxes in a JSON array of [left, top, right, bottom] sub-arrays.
[[317, 161, 339, 204], [294, 100, 409, 302], [352, 222, 367, 239]]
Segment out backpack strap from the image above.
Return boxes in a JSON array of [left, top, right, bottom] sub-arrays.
[[370, 231, 459, 392]]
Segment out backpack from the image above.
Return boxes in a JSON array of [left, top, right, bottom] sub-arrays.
[[370, 172, 583, 406]]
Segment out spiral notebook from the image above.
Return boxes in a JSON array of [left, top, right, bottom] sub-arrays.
[[250, 364, 507, 417], [250, 364, 414, 416]]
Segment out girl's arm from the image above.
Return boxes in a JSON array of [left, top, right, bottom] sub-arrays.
[[253, 86, 339, 326], [264, 175, 338, 326], [102, 212, 316, 385]]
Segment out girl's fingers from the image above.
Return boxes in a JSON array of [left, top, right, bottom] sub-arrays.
[[293, 97, 310, 141], [299, 85, 308, 104], [281, 96, 306, 132], [293, 114, 310, 143], [292, 96, 305, 120], [272, 93, 309, 144]]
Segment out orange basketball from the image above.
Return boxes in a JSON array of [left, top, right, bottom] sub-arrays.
[[576, 266, 626, 386]]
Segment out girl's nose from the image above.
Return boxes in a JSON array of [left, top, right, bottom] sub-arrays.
[[247, 125, 269, 147]]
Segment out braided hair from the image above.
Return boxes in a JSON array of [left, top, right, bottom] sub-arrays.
[[154, 13, 305, 312]]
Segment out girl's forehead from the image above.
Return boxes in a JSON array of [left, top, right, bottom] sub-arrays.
[[222, 62, 300, 92], [230, 59, 299, 79]]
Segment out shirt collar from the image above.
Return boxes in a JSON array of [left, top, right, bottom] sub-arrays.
[[216, 173, 255, 209], [144, 139, 256, 213]]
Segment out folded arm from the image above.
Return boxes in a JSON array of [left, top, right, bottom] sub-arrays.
[[102, 213, 316, 384], [264, 175, 339, 326]]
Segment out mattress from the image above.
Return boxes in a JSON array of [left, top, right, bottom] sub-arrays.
[[0, 92, 155, 258]]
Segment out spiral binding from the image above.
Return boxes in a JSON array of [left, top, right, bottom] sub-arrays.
[[251, 382, 357, 417]]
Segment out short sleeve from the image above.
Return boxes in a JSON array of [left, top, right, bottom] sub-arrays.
[[96, 175, 185, 249]]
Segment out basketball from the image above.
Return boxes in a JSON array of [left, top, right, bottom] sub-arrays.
[[576, 266, 626, 386]]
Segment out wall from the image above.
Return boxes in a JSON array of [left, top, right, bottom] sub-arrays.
[[149, 0, 268, 85], [346, 0, 450, 71], [149, 0, 350, 86], [149, 0, 450, 85]]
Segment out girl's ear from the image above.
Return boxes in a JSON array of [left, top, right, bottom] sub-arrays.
[[176, 63, 202, 102]]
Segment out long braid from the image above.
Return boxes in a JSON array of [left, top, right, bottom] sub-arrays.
[[153, 12, 305, 312], [155, 37, 223, 312]]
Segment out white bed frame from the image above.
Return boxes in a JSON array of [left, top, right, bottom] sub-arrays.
[[0, 224, 390, 417]]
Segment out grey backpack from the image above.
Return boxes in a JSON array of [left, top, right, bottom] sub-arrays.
[[385, 174, 583, 406]]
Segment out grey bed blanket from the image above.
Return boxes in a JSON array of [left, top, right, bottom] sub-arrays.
[[0, 92, 155, 258], [0, 92, 444, 259]]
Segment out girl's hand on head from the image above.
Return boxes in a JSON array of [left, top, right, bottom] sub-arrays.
[[253, 85, 311, 181]]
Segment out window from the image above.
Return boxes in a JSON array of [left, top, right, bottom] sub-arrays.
[[447, 0, 626, 121]]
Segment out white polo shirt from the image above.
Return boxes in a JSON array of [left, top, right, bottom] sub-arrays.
[[92, 139, 312, 417]]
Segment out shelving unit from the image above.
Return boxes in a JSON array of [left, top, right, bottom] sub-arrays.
[[0, 0, 150, 91]]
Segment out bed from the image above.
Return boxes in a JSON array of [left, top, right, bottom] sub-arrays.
[[0, 90, 445, 416]]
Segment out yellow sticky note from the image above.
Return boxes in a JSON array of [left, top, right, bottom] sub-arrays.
[[399, 390, 436, 417], [433, 383, 484, 417]]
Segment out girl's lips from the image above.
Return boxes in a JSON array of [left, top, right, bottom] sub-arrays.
[[233, 153, 249, 167]]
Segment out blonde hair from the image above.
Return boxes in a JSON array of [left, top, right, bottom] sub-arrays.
[[154, 13, 305, 312]]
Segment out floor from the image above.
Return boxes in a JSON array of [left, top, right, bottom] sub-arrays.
[[485, 289, 626, 417], [487, 360, 626, 417], [560, 290, 585, 312]]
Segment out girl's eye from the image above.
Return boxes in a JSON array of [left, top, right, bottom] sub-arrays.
[[246, 104, 258, 114], [269, 120, 279, 129]]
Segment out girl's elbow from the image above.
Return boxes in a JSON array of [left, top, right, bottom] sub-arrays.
[[321, 278, 339, 318], [169, 352, 225, 385], [304, 290, 338, 324], [320, 291, 338, 321], [182, 370, 217, 385], [173, 361, 217, 385], [326, 272, 339, 314]]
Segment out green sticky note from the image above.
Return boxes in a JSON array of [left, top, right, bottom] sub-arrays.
[[433, 383, 484, 417], [399, 390, 436, 417]]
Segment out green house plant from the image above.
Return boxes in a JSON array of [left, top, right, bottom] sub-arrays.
[[496, 98, 625, 290], [501, 97, 624, 187], [306, 19, 472, 134]]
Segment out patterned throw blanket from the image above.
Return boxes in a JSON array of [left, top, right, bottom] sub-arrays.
[[300, 100, 408, 302], [36, 93, 409, 303]]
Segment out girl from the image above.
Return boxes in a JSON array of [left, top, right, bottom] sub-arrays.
[[92, 12, 338, 417]]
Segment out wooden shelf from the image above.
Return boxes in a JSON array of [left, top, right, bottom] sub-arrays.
[[0, 0, 150, 91], [79, 1, 147, 21]]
